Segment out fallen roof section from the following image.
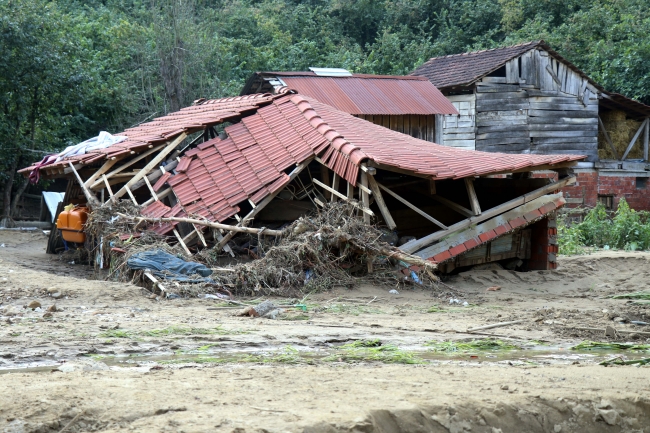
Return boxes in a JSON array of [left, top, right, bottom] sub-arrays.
[[241, 71, 459, 116]]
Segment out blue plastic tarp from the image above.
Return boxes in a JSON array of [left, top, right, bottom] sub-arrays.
[[127, 250, 213, 283]]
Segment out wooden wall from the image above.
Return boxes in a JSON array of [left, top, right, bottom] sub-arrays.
[[357, 114, 436, 142], [440, 48, 600, 160], [442, 94, 476, 150]]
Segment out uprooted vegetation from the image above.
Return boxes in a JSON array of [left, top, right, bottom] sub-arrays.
[[85, 201, 441, 297]]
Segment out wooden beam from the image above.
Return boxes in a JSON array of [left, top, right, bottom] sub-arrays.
[[464, 177, 481, 215], [84, 158, 120, 189], [480, 161, 578, 177], [214, 158, 313, 252], [141, 187, 171, 207], [366, 174, 396, 229], [400, 176, 576, 254], [365, 161, 431, 179], [376, 181, 447, 230], [68, 162, 100, 208], [109, 133, 187, 203], [598, 116, 620, 160], [102, 174, 115, 200], [89, 143, 165, 189], [173, 228, 192, 256], [193, 225, 207, 247], [124, 185, 138, 206], [143, 176, 158, 201], [330, 173, 340, 203], [431, 195, 474, 218], [622, 118, 649, 160], [360, 167, 371, 224], [347, 181, 354, 200], [312, 178, 374, 216]]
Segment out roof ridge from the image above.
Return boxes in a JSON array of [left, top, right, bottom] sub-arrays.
[[422, 40, 542, 63]]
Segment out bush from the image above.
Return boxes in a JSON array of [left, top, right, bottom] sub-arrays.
[[558, 198, 650, 255]]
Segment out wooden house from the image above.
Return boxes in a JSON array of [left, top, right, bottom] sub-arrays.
[[241, 68, 458, 142], [412, 41, 650, 211]]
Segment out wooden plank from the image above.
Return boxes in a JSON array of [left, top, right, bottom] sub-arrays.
[[528, 124, 596, 132], [598, 116, 620, 160], [400, 177, 575, 254], [464, 177, 481, 215], [506, 58, 519, 84], [313, 178, 374, 216], [520, 50, 537, 87], [477, 124, 529, 134], [124, 185, 138, 206], [477, 143, 531, 153], [446, 94, 475, 102], [528, 116, 597, 125], [529, 95, 597, 105], [431, 195, 474, 218], [141, 187, 171, 207], [476, 131, 531, 140], [476, 91, 527, 100], [441, 139, 476, 148], [376, 182, 447, 230], [143, 176, 159, 201], [546, 63, 561, 86], [481, 76, 507, 83], [531, 136, 598, 145], [528, 109, 596, 118], [444, 133, 476, 140], [330, 173, 340, 203], [89, 143, 165, 189], [476, 84, 522, 93], [476, 101, 530, 112], [475, 137, 531, 146], [622, 118, 649, 160], [173, 228, 192, 256], [319, 164, 331, 200], [110, 133, 187, 202], [366, 174, 396, 229], [443, 126, 476, 134], [477, 118, 528, 127], [529, 130, 598, 138], [360, 168, 371, 223], [435, 114, 444, 144]]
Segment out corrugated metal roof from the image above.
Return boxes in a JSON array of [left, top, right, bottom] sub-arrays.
[[143, 93, 584, 234], [242, 72, 458, 116]]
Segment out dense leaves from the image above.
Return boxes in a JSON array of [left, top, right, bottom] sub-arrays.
[[1, 0, 649, 218]]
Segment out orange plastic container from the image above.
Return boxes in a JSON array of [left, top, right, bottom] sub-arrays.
[[56, 207, 88, 243]]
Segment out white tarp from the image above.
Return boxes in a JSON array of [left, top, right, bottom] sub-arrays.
[[55, 131, 127, 162], [42, 192, 65, 223]]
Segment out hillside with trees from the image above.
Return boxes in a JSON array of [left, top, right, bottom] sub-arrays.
[[1, 0, 649, 219]]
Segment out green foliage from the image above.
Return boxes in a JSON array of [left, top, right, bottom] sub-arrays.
[[558, 199, 650, 254], [571, 341, 650, 352], [610, 291, 650, 300], [425, 339, 520, 352], [324, 340, 423, 364]]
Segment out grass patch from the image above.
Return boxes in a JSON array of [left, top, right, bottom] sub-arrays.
[[99, 326, 245, 339], [610, 291, 650, 300], [426, 305, 446, 313], [599, 357, 650, 366], [324, 340, 422, 364], [279, 313, 311, 321], [99, 329, 134, 338], [571, 341, 650, 352], [159, 356, 228, 365], [425, 339, 520, 353], [242, 346, 309, 364]]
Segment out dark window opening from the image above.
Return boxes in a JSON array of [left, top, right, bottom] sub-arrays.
[[636, 177, 648, 189], [598, 195, 614, 210]]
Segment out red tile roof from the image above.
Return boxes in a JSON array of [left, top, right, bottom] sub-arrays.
[[20, 93, 280, 174], [242, 72, 458, 116], [143, 94, 584, 233]]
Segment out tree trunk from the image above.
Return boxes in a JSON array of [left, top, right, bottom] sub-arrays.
[[1, 161, 17, 228], [10, 175, 30, 218]]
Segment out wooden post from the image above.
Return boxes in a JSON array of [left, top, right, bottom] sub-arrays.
[[320, 164, 331, 200], [124, 185, 138, 206], [89, 143, 165, 190], [360, 166, 370, 224], [366, 174, 396, 229], [347, 181, 354, 200], [376, 181, 447, 230], [173, 228, 192, 256], [464, 177, 481, 215], [330, 173, 340, 203], [622, 118, 649, 160], [643, 120, 650, 162], [598, 116, 620, 160], [109, 133, 187, 203], [102, 175, 115, 201], [143, 176, 159, 201]]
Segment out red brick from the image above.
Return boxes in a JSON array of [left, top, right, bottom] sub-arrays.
[[432, 251, 452, 263], [539, 203, 557, 215], [509, 216, 526, 229], [478, 230, 497, 242], [463, 238, 479, 250], [449, 244, 467, 256], [524, 209, 543, 222], [494, 224, 508, 236]]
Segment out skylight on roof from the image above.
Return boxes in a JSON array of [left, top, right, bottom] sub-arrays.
[[309, 67, 352, 77]]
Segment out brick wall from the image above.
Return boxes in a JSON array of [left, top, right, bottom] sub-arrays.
[[533, 169, 650, 211], [528, 214, 557, 270]]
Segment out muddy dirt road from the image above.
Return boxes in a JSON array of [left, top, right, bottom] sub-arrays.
[[1, 230, 649, 432]]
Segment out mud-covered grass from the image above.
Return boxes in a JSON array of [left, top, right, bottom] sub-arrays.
[[571, 341, 650, 352], [99, 326, 246, 339], [425, 339, 520, 353], [323, 339, 422, 364]]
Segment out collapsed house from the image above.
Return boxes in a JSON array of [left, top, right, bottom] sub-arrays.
[[21, 89, 585, 274], [412, 40, 650, 211]]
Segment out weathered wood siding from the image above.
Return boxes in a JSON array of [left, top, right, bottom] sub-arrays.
[[357, 114, 436, 142], [457, 49, 600, 161], [442, 94, 476, 150]]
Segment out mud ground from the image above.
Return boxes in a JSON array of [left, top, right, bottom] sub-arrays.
[[1, 230, 649, 432]]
